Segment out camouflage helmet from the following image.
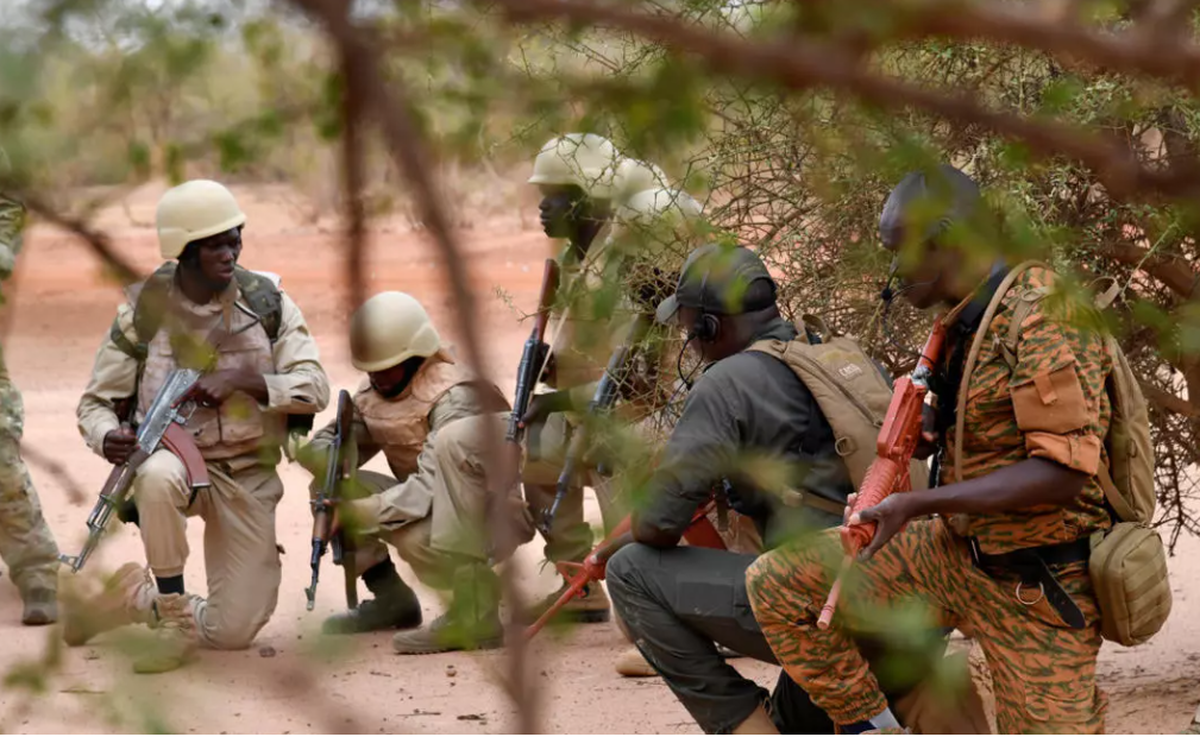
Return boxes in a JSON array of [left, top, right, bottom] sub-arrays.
[[156, 180, 247, 260], [349, 291, 441, 372], [527, 133, 623, 199]]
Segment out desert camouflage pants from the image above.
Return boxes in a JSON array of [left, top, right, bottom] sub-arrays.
[[0, 368, 60, 593], [337, 414, 533, 592], [132, 450, 283, 650], [746, 517, 1106, 734]]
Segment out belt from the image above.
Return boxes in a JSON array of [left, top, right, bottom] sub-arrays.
[[966, 536, 1090, 629]]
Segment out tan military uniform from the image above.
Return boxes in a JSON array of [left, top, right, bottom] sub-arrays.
[[522, 229, 646, 560], [306, 350, 523, 590], [0, 194, 60, 595], [77, 271, 328, 649]]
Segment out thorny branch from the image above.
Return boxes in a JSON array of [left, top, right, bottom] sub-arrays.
[[285, 0, 539, 730], [488, 0, 1200, 201]]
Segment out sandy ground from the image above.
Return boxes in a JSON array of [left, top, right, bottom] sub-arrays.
[[0, 182, 1197, 734]]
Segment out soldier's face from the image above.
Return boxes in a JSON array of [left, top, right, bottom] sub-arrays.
[[538, 185, 586, 238], [369, 362, 410, 398], [884, 237, 948, 310], [186, 229, 242, 290]]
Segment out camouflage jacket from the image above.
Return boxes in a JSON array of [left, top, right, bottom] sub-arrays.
[[0, 194, 25, 294], [943, 266, 1113, 555]]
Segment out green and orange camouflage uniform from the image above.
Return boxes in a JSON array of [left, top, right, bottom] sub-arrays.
[[746, 266, 1111, 734], [0, 192, 61, 595]]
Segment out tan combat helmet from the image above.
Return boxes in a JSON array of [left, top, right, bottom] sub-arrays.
[[527, 133, 624, 200], [613, 187, 703, 248], [349, 291, 442, 372], [156, 180, 247, 260], [613, 158, 670, 204]]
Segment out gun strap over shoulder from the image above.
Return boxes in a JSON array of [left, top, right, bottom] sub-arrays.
[[953, 260, 1047, 483]]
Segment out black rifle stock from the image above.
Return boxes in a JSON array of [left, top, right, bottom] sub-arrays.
[[306, 389, 358, 611]]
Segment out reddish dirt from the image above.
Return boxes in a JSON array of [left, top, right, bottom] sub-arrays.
[[0, 182, 1196, 733]]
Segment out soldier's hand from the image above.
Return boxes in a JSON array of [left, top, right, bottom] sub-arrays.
[[849, 493, 915, 561], [185, 369, 261, 408], [913, 404, 938, 460], [519, 390, 571, 428], [103, 426, 138, 465]]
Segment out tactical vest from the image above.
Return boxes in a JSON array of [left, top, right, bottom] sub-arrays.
[[118, 263, 283, 460], [354, 349, 477, 480]]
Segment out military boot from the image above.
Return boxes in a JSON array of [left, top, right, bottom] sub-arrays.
[[132, 593, 199, 674], [525, 578, 610, 624], [323, 562, 422, 635], [614, 647, 657, 678], [392, 564, 503, 655], [20, 585, 57, 626], [62, 563, 156, 647]]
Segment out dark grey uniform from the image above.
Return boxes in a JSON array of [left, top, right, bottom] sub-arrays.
[[608, 317, 936, 734]]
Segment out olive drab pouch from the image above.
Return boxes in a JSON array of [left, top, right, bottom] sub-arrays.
[[963, 264, 1170, 647], [1088, 280, 1170, 646]]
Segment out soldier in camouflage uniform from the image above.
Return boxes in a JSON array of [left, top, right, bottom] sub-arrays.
[[746, 165, 1111, 733], [0, 187, 61, 626]]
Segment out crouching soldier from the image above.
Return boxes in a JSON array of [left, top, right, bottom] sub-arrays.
[[300, 291, 520, 655], [747, 165, 1114, 733], [68, 179, 330, 672]]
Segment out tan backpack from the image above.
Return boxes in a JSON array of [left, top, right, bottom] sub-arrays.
[[749, 315, 929, 507], [960, 261, 1169, 647]]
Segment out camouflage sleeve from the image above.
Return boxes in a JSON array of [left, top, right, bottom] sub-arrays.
[[1007, 278, 1109, 476], [0, 195, 27, 281]]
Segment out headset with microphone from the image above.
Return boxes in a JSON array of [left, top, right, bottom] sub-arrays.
[[687, 271, 719, 344]]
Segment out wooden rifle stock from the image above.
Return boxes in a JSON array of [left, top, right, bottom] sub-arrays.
[[506, 258, 561, 446], [818, 319, 947, 629]]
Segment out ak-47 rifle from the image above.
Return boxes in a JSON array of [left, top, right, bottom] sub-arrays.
[[540, 314, 652, 535], [61, 368, 210, 573], [525, 500, 726, 640], [305, 389, 357, 611], [507, 258, 561, 449], [818, 319, 947, 629]]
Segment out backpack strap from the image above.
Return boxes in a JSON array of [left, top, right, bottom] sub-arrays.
[[234, 267, 283, 342], [953, 260, 1048, 483], [1096, 457, 1137, 522]]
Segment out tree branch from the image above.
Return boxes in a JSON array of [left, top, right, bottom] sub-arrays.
[[488, 0, 1200, 201]]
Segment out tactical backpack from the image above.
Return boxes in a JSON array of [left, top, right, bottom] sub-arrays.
[[749, 315, 929, 516], [959, 260, 1169, 647]]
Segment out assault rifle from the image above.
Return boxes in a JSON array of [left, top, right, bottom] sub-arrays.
[[305, 389, 357, 611], [61, 368, 209, 573], [506, 258, 560, 448], [540, 314, 652, 535], [818, 319, 947, 628]]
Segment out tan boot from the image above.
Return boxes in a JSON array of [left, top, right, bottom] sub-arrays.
[[132, 593, 199, 674], [20, 586, 57, 626], [614, 647, 657, 678], [393, 564, 503, 655], [526, 579, 610, 624], [62, 563, 156, 647]]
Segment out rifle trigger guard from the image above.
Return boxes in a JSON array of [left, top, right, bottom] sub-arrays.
[[1015, 580, 1045, 606]]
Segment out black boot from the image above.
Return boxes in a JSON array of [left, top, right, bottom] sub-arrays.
[[322, 559, 422, 635]]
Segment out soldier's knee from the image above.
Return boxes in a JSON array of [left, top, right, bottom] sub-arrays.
[[434, 415, 491, 469], [743, 553, 777, 608], [206, 621, 258, 650], [133, 453, 188, 507], [606, 544, 656, 593]]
